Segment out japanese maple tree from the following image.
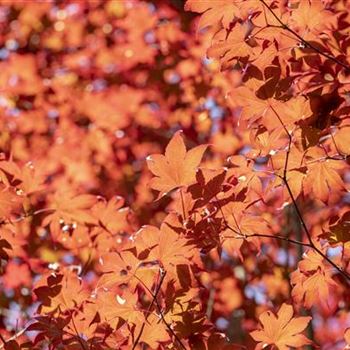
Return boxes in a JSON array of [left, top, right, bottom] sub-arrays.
[[0, 0, 349, 349]]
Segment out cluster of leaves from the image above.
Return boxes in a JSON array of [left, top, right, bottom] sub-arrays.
[[0, 0, 350, 349]]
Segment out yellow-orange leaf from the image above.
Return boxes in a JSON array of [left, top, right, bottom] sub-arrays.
[[185, 0, 239, 30], [250, 303, 312, 350], [147, 131, 207, 196]]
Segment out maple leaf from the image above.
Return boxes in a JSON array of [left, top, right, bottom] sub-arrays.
[[327, 211, 350, 244], [42, 192, 97, 239], [290, 0, 334, 35], [291, 268, 338, 310], [0, 227, 27, 258], [2, 0, 350, 348], [18, 162, 45, 195], [228, 155, 265, 197], [250, 303, 312, 350], [221, 210, 270, 260], [184, 0, 239, 31], [303, 158, 345, 203], [270, 146, 306, 199], [207, 24, 254, 68], [98, 250, 158, 292], [249, 127, 286, 157], [34, 270, 89, 314], [274, 96, 313, 126], [298, 249, 324, 272], [133, 313, 169, 349], [188, 167, 227, 209], [134, 223, 196, 285], [0, 185, 21, 219], [228, 84, 278, 126], [64, 303, 98, 343], [91, 196, 131, 234], [333, 125, 350, 155], [0, 160, 45, 195], [27, 316, 68, 347], [147, 131, 207, 196], [290, 250, 338, 309], [96, 290, 144, 329], [164, 288, 205, 336]]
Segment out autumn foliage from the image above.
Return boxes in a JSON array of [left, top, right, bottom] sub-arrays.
[[1, 0, 350, 349]]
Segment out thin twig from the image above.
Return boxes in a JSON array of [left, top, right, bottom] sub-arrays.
[[224, 231, 311, 248], [70, 311, 88, 350], [132, 270, 187, 350], [132, 269, 166, 350], [271, 104, 350, 282], [283, 178, 350, 281], [259, 0, 350, 71], [0, 325, 29, 349], [0, 208, 55, 227], [179, 188, 186, 223]]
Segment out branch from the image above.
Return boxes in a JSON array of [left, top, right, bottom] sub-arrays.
[[132, 269, 187, 350], [0, 324, 29, 350], [270, 106, 350, 283], [0, 208, 55, 227], [132, 268, 166, 350], [258, 0, 350, 72], [215, 195, 311, 248], [70, 311, 88, 350], [284, 178, 350, 282], [179, 188, 187, 223], [224, 229, 311, 248]]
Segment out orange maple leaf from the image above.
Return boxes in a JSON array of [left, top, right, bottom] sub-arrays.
[[34, 270, 89, 314], [304, 159, 345, 203], [291, 268, 337, 310], [290, 0, 334, 35], [96, 290, 144, 329], [290, 249, 338, 309], [207, 24, 254, 68], [98, 250, 158, 292], [0, 186, 21, 219], [42, 192, 97, 239], [147, 131, 207, 196], [134, 223, 196, 283], [334, 125, 350, 155], [185, 0, 239, 31], [134, 313, 169, 349], [250, 303, 312, 350], [92, 196, 131, 234]]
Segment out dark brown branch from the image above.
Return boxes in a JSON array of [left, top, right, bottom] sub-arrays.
[[271, 105, 350, 283], [224, 229, 311, 248], [258, 0, 350, 72], [179, 188, 187, 223], [215, 195, 311, 247], [132, 269, 166, 350], [132, 269, 187, 350], [283, 178, 350, 282], [70, 311, 88, 350]]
